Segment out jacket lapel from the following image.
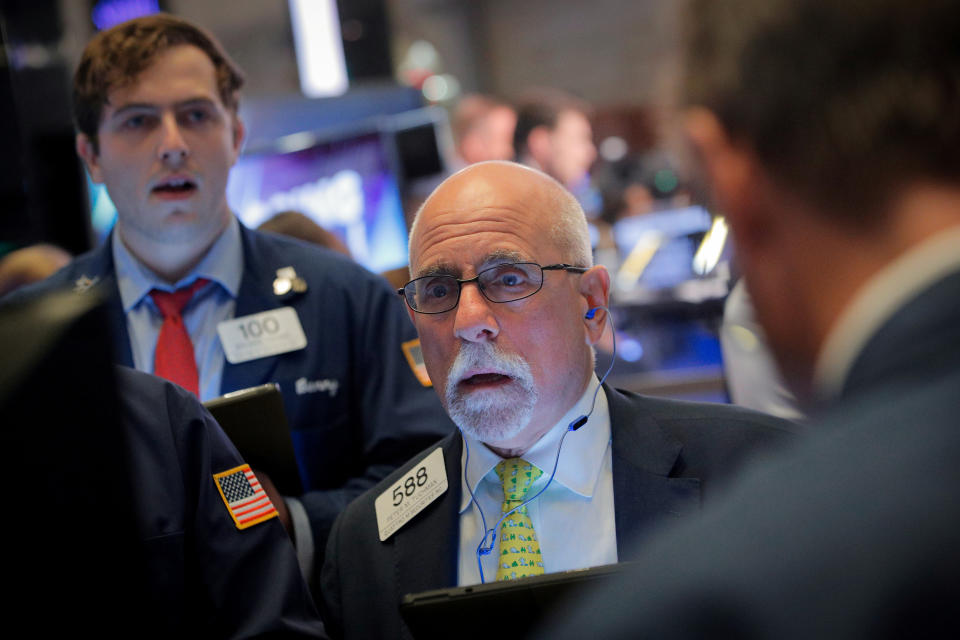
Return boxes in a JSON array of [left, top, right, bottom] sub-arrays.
[[105, 272, 134, 368], [392, 433, 462, 602], [219, 227, 286, 393], [606, 385, 701, 557]]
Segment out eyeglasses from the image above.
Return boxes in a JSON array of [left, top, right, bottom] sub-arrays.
[[398, 262, 588, 314]]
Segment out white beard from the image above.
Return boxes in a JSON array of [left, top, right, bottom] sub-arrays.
[[444, 341, 538, 443]]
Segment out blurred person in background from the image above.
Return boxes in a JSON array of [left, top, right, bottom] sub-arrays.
[[257, 210, 415, 291], [257, 210, 352, 258], [514, 88, 599, 214], [0, 243, 71, 297], [451, 93, 517, 168], [595, 151, 694, 225], [539, 0, 960, 637]]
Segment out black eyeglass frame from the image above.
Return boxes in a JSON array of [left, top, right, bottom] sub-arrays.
[[397, 262, 588, 314]]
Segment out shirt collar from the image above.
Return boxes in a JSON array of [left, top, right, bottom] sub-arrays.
[[813, 225, 960, 400], [113, 216, 243, 312], [459, 374, 611, 513]]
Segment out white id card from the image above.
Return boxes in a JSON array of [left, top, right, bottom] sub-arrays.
[[217, 307, 307, 364], [375, 447, 448, 541]]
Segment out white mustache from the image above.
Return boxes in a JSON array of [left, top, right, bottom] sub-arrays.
[[446, 341, 532, 392]]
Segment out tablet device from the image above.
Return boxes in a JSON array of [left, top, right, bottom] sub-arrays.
[[400, 562, 633, 639], [204, 383, 304, 496]]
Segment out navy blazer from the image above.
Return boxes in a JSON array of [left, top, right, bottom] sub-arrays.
[[8, 223, 455, 562], [118, 366, 324, 637], [320, 385, 795, 640]]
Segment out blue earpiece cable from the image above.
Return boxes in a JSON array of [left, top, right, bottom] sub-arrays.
[[462, 305, 616, 583]]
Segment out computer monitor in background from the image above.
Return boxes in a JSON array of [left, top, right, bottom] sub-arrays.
[[610, 205, 730, 301], [227, 127, 409, 273], [598, 206, 732, 402]]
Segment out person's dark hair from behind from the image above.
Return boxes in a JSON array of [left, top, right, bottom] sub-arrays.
[[73, 12, 245, 152], [257, 211, 352, 258], [682, 0, 960, 224], [513, 87, 593, 159]]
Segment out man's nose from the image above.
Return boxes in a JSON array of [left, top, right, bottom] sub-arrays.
[[157, 112, 189, 164], [453, 282, 500, 343]]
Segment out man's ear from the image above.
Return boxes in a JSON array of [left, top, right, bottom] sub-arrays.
[[579, 265, 611, 346], [76, 133, 103, 183], [230, 114, 246, 164], [684, 108, 767, 250]]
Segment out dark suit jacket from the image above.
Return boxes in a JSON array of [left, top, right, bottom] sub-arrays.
[[6, 223, 454, 563], [118, 366, 325, 637], [320, 385, 795, 639], [539, 269, 960, 639]]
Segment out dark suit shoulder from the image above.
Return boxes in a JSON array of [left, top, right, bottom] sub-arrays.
[[116, 366, 230, 456], [612, 387, 797, 437], [1, 248, 107, 305], [608, 387, 797, 496]]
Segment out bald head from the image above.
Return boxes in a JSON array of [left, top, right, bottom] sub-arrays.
[[409, 161, 591, 276]]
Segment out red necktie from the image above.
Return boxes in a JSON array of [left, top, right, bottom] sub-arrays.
[[150, 278, 209, 396]]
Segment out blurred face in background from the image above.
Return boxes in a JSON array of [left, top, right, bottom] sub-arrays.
[[545, 109, 596, 189], [460, 105, 517, 164]]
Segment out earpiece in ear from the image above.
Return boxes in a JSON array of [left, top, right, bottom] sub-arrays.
[[585, 307, 600, 319]]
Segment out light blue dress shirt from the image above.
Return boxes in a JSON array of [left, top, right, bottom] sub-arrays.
[[112, 217, 243, 402], [457, 374, 618, 585]]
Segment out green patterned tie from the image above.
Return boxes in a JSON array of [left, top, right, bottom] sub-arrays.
[[494, 458, 545, 580]]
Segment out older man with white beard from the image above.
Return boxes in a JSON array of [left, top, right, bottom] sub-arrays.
[[319, 161, 795, 640]]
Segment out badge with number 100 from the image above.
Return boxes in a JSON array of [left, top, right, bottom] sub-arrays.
[[217, 307, 307, 364]]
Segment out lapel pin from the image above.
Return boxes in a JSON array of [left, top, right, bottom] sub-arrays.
[[273, 267, 308, 296], [73, 275, 100, 294]]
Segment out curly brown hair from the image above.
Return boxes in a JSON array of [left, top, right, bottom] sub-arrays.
[[73, 13, 245, 152]]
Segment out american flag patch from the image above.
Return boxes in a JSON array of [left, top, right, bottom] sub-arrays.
[[213, 464, 278, 529]]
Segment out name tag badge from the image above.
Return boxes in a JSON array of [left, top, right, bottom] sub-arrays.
[[375, 447, 448, 542], [218, 307, 307, 364]]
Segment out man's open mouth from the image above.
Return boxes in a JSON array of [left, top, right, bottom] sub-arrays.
[[460, 372, 511, 387], [153, 178, 197, 196]]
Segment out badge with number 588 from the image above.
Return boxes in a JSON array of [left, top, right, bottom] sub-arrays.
[[375, 447, 447, 541]]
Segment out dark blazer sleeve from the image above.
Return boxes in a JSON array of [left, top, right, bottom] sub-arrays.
[[119, 367, 325, 638]]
